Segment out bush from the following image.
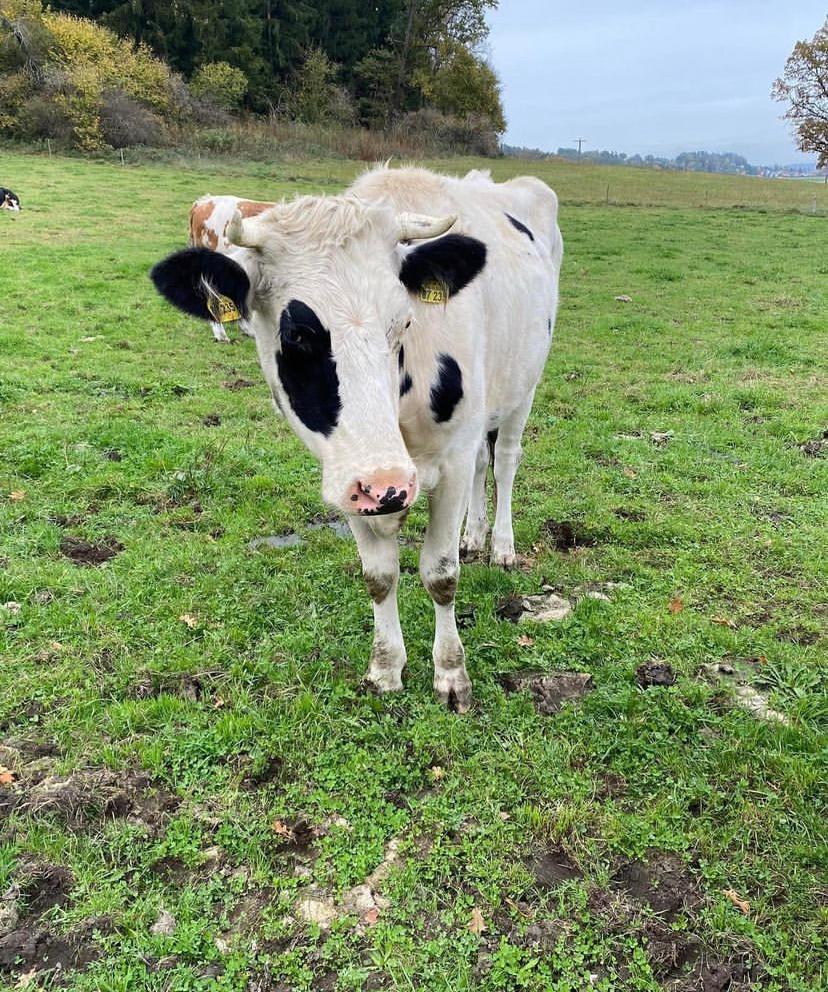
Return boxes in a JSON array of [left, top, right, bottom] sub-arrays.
[[99, 88, 164, 147], [398, 108, 500, 157], [285, 49, 355, 126], [190, 61, 247, 111]]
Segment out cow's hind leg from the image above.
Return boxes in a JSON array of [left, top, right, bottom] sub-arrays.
[[348, 515, 406, 692], [421, 461, 474, 712], [490, 391, 536, 568], [460, 436, 490, 558]]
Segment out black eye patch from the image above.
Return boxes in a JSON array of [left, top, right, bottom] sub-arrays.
[[277, 300, 341, 437]]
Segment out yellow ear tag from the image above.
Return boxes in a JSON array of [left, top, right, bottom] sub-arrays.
[[418, 280, 449, 305], [206, 293, 241, 324]]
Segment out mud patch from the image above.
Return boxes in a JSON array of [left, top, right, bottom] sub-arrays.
[[500, 671, 594, 715], [636, 660, 677, 688], [59, 536, 123, 566], [17, 859, 74, 918], [798, 431, 827, 458], [525, 845, 583, 889], [0, 916, 111, 981], [543, 519, 603, 551], [221, 377, 255, 391], [15, 767, 178, 830], [612, 850, 703, 920], [202, 413, 222, 427]]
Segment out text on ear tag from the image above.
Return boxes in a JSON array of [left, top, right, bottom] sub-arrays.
[[418, 280, 449, 305], [207, 293, 241, 324]]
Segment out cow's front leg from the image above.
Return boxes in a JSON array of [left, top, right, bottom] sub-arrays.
[[348, 515, 406, 693], [421, 463, 473, 712]]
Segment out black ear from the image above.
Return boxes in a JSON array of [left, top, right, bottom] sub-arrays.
[[399, 234, 487, 298], [150, 248, 250, 321]]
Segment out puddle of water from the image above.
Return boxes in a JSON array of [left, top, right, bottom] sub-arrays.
[[249, 534, 303, 550], [249, 518, 352, 551]]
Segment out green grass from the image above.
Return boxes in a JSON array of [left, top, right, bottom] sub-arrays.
[[0, 147, 826, 992]]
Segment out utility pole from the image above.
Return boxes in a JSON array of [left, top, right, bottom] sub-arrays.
[[574, 138, 587, 160]]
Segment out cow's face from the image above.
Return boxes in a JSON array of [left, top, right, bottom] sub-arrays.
[[1, 190, 20, 211], [151, 196, 486, 516]]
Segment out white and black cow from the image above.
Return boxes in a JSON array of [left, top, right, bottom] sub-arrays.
[[189, 194, 274, 341], [151, 166, 563, 711], [1, 187, 21, 211]]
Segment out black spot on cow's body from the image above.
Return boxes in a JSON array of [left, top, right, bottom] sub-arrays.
[[277, 300, 341, 437], [398, 345, 413, 396], [399, 234, 487, 299], [430, 354, 463, 424], [505, 212, 534, 242], [150, 248, 250, 322]]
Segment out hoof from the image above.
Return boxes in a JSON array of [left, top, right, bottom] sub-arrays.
[[490, 547, 517, 569], [434, 668, 472, 714], [364, 667, 404, 694]]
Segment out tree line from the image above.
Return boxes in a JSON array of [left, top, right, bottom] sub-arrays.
[[0, 0, 505, 152]]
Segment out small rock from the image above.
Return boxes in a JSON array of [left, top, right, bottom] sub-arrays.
[[150, 909, 177, 936], [295, 893, 337, 929], [520, 592, 572, 623]]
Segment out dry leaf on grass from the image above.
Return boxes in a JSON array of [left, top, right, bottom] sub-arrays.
[[468, 907, 487, 934], [362, 907, 379, 925], [8, 490, 26, 501], [2, 602, 21, 615], [517, 634, 535, 647], [430, 766, 445, 781], [669, 597, 684, 614], [271, 819, 293, 838], [179, 613, 198, 628], [711, 616, 737, 628], [0, 766, 15, 785], [723, 888, 750, 914], [623, 467, 638, 479]]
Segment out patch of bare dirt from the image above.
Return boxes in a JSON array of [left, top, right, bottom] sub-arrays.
[[0, 915, 112, 982], [636, 660, 677, 688], [221, 377, 255, 391], [500, 671, 594, 715], [59, 536, 123, 566], [543, 519, 603, 551], [525, 845, 583, 890], [17, 859, 74, 918], [7, 761, 178, 831], [611, 850, 703, 920], [798, 431, 827, 458], [202, 413, 222, 426]]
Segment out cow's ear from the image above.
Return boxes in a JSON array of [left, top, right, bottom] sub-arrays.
[[398, 234, 486, 299], [150, 248, 250, 321]]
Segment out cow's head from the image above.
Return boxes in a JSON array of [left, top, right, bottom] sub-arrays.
[[1, 190, 20, 211], [151, 195, 486, 516]]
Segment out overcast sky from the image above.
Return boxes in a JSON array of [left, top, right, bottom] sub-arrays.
[[487, 1, 825, 164]]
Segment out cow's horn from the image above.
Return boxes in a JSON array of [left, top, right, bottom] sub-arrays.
[[226, 210, 263, 249], [397, 212, 457, 241]]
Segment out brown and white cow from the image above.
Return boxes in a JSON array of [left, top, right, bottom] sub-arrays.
[[152, 166, 563, 711], [189, 195, 274, 341]]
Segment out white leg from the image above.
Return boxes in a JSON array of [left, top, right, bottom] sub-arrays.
[[211, 321, 230, 342], [490, 392, 535, 568], [460, 436, 490, 558], [348, 515, 406, 692], [421, 461, 474, 712]]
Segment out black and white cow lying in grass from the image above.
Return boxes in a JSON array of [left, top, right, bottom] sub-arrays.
[[151, 166, 563, 712], [1, 187, 21, 211]]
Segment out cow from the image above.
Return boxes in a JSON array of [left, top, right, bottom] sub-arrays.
[[151, 166, 563, 712], [188, 195, 274, 341], [1, 188, 21, 211]]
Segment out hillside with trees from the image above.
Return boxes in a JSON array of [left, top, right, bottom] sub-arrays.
[[0, 0, 505, 154]]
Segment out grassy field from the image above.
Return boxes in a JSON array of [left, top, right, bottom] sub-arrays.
[[0, 148, 826, 992]]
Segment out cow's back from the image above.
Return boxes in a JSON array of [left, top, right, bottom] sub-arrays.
[[350, 166, 562, 425]]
